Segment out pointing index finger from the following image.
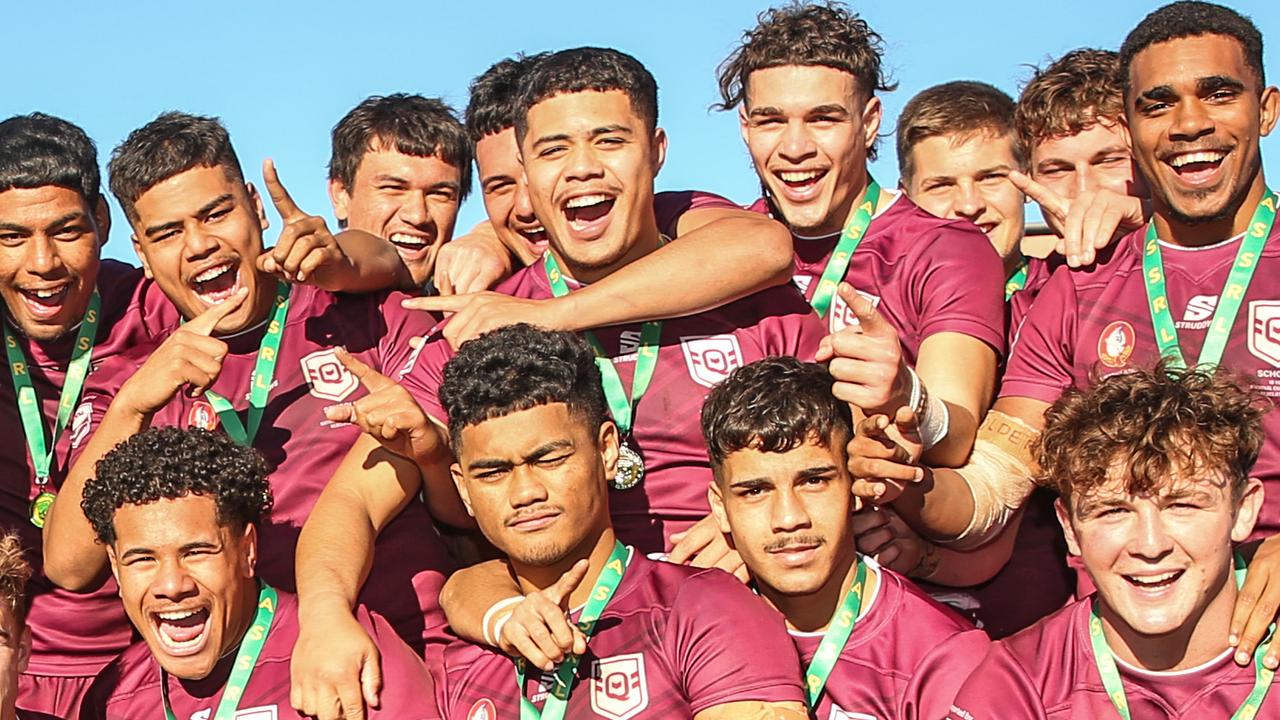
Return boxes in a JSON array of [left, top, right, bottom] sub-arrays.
[[185, 287, 249, 336], [547, 559, 590, 606], [263, 158, 306, 223], [1009, 169, 1068, 223], [335, 347, 387, 390]]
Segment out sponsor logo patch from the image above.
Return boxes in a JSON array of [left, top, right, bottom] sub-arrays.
[[591, 653, 648, 720], [793, 275, 813, 294], [680, 335, 743, 388], [466, 698, 497, 720], [70, 399, 94, 449], [187, 400, 219, 431], [1248, 301, 1280, 369], [301, 348, 359, 402], [1097, 320, 1136, 368]]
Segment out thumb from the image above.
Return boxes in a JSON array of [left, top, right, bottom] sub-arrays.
[[185, 287, 249, 336], [892, 405, 919, 432], [548, 558, 591, 606], [360, 649, 383, 708]]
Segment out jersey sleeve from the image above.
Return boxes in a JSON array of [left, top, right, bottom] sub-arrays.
[[752, 286, 826, 362], [998, 266, 1081, 404], [945, 643, 1050, 720], [374, 291, 441, 379], [908, 225, 1008, 356], [357, 605, 443, 720], [396, 330, 453, 426], [899, 629, 990, 720], [654, 190, 741, 238], [667, 570, 805, 713]]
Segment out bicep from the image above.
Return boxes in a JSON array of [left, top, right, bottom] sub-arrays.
[[331, 433, 424, 531], [916, 332, 998, 421]]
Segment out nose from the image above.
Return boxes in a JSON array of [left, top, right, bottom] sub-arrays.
[[1129, 506, 1175, 561], [399, 191, 431, 229], [778, 120, 816, 164], [952, 181, 986, 221], [1169, 97, 1215, 142], [151, 557, 198, 602], [771, 486, 813, 534], [508, 466, 550, 509], [27, 235, 62, 276], [564, 144, 605, 183], [513, 177, 537, 223], [183, 222, 221, 261]]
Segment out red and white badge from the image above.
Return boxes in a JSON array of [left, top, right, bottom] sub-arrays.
[[1097, 320, 1136, 368], [680, 335, 743, 388], [466, 698, 497, 720], [188, 399, 219, 431], [301, 348, 359, 402], [1248, 301, 1280, 369], [591, 653, 648, 720]]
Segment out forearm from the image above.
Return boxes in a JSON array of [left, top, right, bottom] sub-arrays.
[[892, 467, 978, 542], [912, 510, 1023, 587], [919, 398, 980, 468], [914, 335, 997, 467], [43, 402, 149, 590], [317, 229, 415, 293], [439, 559, 522, 645], [552, 215, 794, 330]]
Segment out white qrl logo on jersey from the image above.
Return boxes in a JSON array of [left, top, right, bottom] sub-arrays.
[[301, 348, 359, 401], [591, 653, 649, 720]]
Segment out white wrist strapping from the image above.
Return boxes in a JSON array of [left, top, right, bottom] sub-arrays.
[[905, 367, 950, 451], [481, 595, 523, 646]]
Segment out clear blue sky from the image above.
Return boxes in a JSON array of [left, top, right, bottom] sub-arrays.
[[4, 0, 1276, 263]]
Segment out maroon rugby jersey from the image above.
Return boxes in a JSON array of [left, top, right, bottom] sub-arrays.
[[139, 282, 454, 649], [80, 590, 440, 720], [432, 551, 805, 719], [3, 260, 171, 679], [1002, 224, 1280, 538], [401, 268, 825, 554], [796, 558, 989, 720], [946, 596, 1275, 720], [747, 192, 1006, 360]]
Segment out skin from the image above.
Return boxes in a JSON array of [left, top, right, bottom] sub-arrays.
[[106, 495, 259, 682], [0, 186, 106, 342], [474, 127, 547, 266], [329, 141, 463, 287], [740, 64, 883, 236], [904, 132, 1026, 272], [1059, 468, 1263, 671], [0, 602, 30, 720], [1031, 120, 1142, 202]]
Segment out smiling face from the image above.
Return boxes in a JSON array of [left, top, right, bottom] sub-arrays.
[[741, 65, 881, 237], [709, 435, 855, 599], [451, 403, 618, 569], [475, 128, 548, 266], [1126, 34, 1278, 230], [520, 90, 665, 283], [0, 186, 105, 342], [905, 131, 1026, 262], [107, 494, 259, 681], [1060, 463, 1262, 640], [330, 141, 462, 286], [129, 165, 274, 335]]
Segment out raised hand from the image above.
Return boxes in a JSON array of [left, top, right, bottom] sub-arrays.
[[259, 159, 352, 284], [1010, 169, 1145, 268], [815, 283, 913, 416], [494, 559, 591, 671], [322, 349, 443, 463], [848, 408, 925, 504], [401, 293, 566, 351], [667, 514, 749, 583]]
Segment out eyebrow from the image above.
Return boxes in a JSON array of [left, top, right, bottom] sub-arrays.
[[144, 193, 234, 237], [481, 172, 517, 187], [1198, 75, 1247, 94], [467, 439, 574, 471], [531, 124, 632, 148], [0, 210, 89, 236]]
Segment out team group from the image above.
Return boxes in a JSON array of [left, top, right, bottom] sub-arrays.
[[0, 0, 1275, 718]]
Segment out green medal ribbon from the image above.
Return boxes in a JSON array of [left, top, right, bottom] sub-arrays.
[[542, 254, 660, 439], [515, 540, 631, 720], [1142, 189, 1277, 369], [162, 582, 278, 720], [804, 559, 867, 708], [203, 282, 291, 446], [1005, 261, 1029, 301], [809, 177, 881, 318], [3, 291, 101, 528], [1089, 553, 1273, 719]]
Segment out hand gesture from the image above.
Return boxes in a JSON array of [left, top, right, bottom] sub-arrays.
[[322, 349, 443, 463], [849, 408, 925, 504], [291, 608, 382, 720], [494, 559, 591, 671], [259, 159, 352, 285], [1010, 170, 1145, 268], [401, 293, 564, 351], [815, 283, 912, 415]]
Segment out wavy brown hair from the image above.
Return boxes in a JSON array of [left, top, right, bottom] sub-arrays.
[[1035, 361, 1267, 507], [0, 534, 31, 628], [1015, 48, 1124, 151]]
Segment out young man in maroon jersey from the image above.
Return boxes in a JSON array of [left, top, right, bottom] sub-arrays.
[[77, 427, 438, 720], [948, 364, 1274, 719], [41, 112, 462, 658], [430, 325, 807, 720], [848, 0, 1280, 671], [703, 357, 989, 720]]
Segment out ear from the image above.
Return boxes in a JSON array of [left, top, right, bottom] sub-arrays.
[[1055, 497, 1082, 558], [599, 420, 620, 480], [861, 95, 884, 153], [1259, 85, 1279, 138], [650, 127, 668, 177], [1232, 478, 1266, 543], [738, 106, 751, 147], [106, 544, 122, 587], [15, 625, 30, 675], [130, 233, 153, 279], [451, 463, 475, 518], [246, 182, 269, 234], [328, 178, 351, 225], [92, 194, 112, 248], [707, 481, 732, 535], [242, 523, 259, 578]]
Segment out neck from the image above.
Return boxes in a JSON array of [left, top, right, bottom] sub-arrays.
[[762, 545, 869, 633], [513, 526, 620, 610], [220, 581, 263, 663], [1099, 571, 1237, 672], [1153, 171, 1269, 248], [809, 169, 871, 237], [1004, 251, 1027, 278]]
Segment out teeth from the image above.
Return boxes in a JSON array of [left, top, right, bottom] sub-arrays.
[[779, 170, 822, 183], [30, 288, 62, 299], [1170, 151, 1226, 168], [194, 264, 232, 283], [157, 609, 199, 620], [390, 233, 427, 247], [565, 194, 608, 209], [522, 226, 546, 235], [1129, 571, 1179, 585]]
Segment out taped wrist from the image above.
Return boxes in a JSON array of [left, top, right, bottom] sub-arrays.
[[907, 367, 950, 451], [481, 595, 523, 647], [949, 411, 1041, 547]]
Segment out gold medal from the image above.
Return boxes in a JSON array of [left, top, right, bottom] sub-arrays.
[[613, 442, 645, 490], [29, 490, 56, 529]]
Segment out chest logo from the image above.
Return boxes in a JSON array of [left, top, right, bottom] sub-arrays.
[[301, 348, 359, 402], [830, 291, 881, 333], [187, 400, 219, 431], [1248, 301, 1280, 369], [793, 275, 813, 294], [680, 335, 743, 388], [1097, 320, 1136, 368], [70, 399, 94, 449], [465, 698, 497, 720], [591, 653, 648, 720]]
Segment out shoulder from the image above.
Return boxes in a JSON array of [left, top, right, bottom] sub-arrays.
[[998, 595, 1091, 678], [873, 195, 992, 252], [848, 563, 988, 665], [491, 263, 547, 298], [655, 189, 741, 236], [82, 639, 162, 711]]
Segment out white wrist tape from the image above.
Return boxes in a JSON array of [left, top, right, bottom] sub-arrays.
[[907, 366, 923, 413], [481, 596, 523, 646], [918, 388, 950, 452], [944, 410, 1043, 549]]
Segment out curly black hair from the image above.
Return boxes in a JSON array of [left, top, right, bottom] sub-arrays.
[[513, 47, 659, 142], [0, 112, 101, 202], [466, 53, 550, 143], [701, 356, 851, 472], [1119, 1, 1265, 94], [439, 324, 606, 450], [83, 427, 273, 546]]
